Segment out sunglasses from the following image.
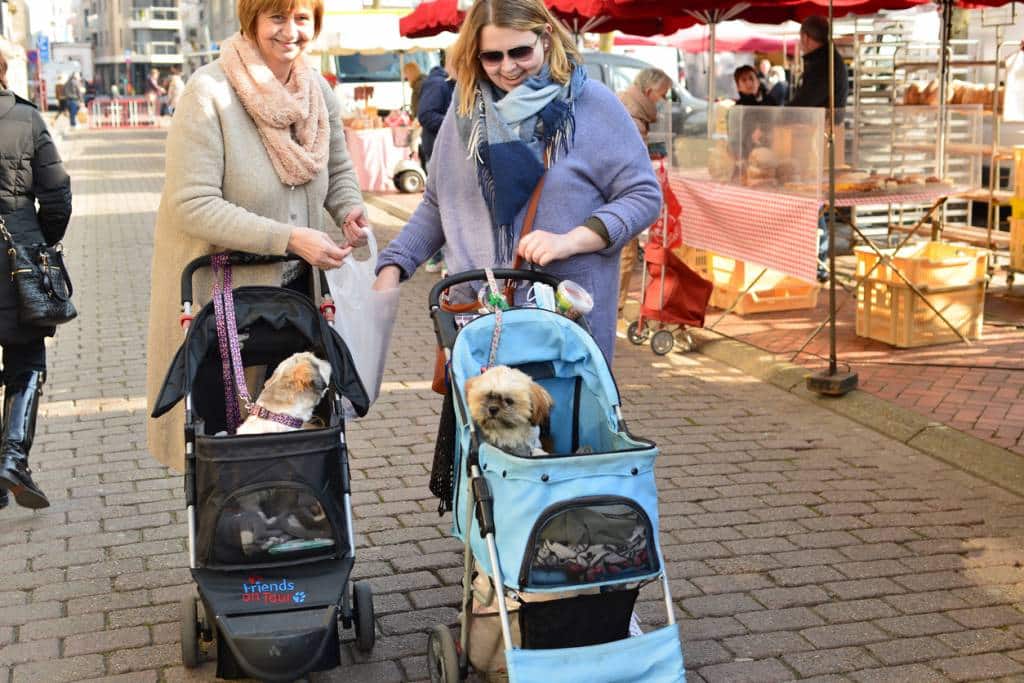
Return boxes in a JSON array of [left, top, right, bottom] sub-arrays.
[[478, 35, 541, 66]]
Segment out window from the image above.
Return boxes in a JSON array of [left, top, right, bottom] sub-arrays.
[[335, 51, 439, 83]]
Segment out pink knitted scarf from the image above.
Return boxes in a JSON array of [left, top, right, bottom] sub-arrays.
[[219, 32, 329, 186]]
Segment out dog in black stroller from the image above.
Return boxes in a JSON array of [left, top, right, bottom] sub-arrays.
[[152, 253, 376, 681]]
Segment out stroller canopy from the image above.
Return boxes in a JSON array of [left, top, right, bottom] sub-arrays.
[[451, 308, 620, 415], [152, 286, 370, 419]]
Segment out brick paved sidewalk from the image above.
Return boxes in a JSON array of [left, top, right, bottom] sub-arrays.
[[2, 129, 1023, 682]]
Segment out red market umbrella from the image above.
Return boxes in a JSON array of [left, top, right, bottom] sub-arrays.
[[399, 0, 695, 38], [617, 21, 799, 54]]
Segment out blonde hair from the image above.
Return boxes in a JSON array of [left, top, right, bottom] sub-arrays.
[[0, 53, 6, 90], [236, 0, 324, 40], [447, 0, 579, 116]]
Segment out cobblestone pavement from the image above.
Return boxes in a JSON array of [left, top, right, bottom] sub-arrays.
[[2, 128, 1024, 682]]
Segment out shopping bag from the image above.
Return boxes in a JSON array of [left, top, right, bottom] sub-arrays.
[[324, 228, 399, 413], [648, 161, 682, 249]]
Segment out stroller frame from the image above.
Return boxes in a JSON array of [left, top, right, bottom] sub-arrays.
[[161, 252, 375, 681], [427, 269, 685, 683]]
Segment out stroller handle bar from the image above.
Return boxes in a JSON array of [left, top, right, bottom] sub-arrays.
[[180, 253, 303, 306], [427, 268, 562, 311], [429, 268, 563, 351]]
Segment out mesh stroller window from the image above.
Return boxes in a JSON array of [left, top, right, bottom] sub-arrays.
[[212, 485, 336, 565], [523, 497, 658, 588]]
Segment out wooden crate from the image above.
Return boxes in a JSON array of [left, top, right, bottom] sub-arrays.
[[855, 278, 984, 347], [673, 245, 820, 315], [855, 241, 988, 289], [1012, 218, 1024, 272]]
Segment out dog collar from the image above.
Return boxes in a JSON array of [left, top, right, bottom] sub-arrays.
[[248, 403, 305, 429]]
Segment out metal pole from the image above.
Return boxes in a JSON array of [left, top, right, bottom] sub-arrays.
[[936, 0, 954, 179], [707, 20, 716, 138], [827, 0, 837, 376]]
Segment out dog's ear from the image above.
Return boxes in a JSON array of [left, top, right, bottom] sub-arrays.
[[529, 381, 553, 426], [282, 359, 316, 394]]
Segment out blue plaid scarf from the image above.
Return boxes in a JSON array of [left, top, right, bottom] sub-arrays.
[[456, 63, 587, 264]]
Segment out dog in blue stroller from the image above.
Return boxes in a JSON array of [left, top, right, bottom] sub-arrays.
[[152, 254, 376, 682], [426, 269, 686, 683]]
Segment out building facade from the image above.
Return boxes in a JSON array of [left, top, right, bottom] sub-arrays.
[[83, 0, 183, 94]]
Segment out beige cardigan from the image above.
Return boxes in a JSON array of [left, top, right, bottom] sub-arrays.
[[145, 61, 363, 471]]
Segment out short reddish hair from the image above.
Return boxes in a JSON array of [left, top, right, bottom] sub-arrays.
[[236, 0, 324, 40]]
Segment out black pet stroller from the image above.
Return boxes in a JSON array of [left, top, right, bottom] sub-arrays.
[[151, 253, 376, 682]]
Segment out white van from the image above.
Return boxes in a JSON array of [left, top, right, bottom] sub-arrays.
[[42, 60, 81, 109], [333, 50, 440, 115]]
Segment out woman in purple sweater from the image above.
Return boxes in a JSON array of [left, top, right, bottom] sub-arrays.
[[373, 0, 660, 362]]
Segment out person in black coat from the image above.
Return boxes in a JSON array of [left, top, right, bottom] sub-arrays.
[[789, 16, 848, 116], [0, 54, 72, 510], [416, 63, 454, 173], [789, 16, 849, 282]]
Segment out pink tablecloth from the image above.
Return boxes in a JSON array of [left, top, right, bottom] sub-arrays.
[[344, 128, 410, 193], [669, 172, 820, 282]]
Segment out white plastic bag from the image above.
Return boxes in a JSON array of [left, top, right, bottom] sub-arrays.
[[324, 228, 399, 415]]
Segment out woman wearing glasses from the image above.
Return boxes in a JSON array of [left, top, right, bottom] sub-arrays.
[[373, 0, 660, 362]]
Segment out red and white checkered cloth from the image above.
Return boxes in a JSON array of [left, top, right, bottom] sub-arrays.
[[669, 172, 820, 282], [833, 185, 962, 207]]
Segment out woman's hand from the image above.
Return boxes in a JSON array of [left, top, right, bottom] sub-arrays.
[[342, 206, 370, 248], [516, 227, 607, 267], [373, 265, 402, 291], [288, 227, 352, 270]]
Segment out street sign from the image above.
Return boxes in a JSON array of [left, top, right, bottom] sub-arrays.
[[36, 34, 50, 64]]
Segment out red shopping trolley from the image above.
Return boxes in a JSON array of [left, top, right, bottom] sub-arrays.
[[627, 164, 713, 355]]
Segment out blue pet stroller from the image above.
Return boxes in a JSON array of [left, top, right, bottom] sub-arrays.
[[152, 254, 376, 682], [426, 269, 686, 683]]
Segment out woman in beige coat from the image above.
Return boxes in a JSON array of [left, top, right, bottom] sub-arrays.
[[146, 0, 367, 471]]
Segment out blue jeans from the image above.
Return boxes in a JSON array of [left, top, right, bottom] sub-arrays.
[[66, 98, 80, 127]]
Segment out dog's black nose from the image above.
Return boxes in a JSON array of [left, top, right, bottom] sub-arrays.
[[488, 405, 499, 416]]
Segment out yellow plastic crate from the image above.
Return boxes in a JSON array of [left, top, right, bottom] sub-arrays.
[[855, 279, 984, 348], [673, 245, 820, 315], [1012, 219, 1024, 272], [854, 241, 988, 290]]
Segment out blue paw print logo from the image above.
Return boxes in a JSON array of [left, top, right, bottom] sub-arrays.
[[292, 591, 307, 604]]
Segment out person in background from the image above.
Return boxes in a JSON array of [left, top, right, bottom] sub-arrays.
[[402, 61, 426, 118], [144, 67, 165, 114], [372, 0, 660, 362], [757, 57, 772, 94], [62, 72, 83, 128], [109, 83, 121, 98], [734, 64, 776, 106], [54, 73, 68, 120], [768, 65, 789, 105], [616, 66, 671, 317], [789, 15, 849, 282], [416, 57, 455, 274], [166, 65, 185, 115], [0, 52, 73, 510], [145, 0, 368, 472]]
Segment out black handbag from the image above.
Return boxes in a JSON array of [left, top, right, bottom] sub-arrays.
[[1, 217, 77, 327]]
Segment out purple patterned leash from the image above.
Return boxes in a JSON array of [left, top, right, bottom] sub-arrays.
[[211, 254, 304, 431]]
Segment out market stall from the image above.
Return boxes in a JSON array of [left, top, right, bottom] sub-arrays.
[[344, 127, 412, 193]]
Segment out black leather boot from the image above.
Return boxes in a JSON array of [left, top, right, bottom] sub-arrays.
[[0, 371, 49, 509]]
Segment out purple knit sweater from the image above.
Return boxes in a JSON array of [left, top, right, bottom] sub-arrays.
[[377, 80, 661, 362]]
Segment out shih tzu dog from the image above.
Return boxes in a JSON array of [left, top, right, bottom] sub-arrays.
[[236, 352, 331, 435], [465, 365, 553, 457]]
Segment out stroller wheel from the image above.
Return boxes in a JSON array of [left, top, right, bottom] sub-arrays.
[[627, 321, 649, 345], [180, 594, 202, 668], [651, 329, 675, 356], [353, 581, 375, 653], [427, 624, 460, 683]]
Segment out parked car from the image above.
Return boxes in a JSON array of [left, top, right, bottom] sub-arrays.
[[582, 51, 708, 138]]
